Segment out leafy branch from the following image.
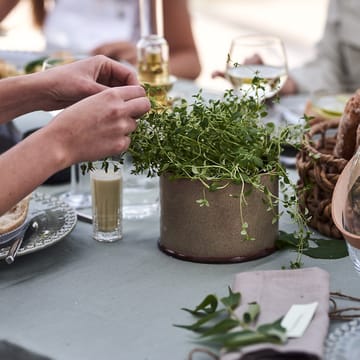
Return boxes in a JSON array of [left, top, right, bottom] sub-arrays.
[[175, 287, 287, 354]]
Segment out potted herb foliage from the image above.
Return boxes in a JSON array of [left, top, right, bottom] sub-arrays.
[[128, 79, 305, 263]]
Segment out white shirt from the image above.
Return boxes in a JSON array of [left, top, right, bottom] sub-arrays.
[[44, 0, 140, 53]]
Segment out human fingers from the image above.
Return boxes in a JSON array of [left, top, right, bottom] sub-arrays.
[[92, 55, 139, 87], [126, 97, 152, 119], [114, 85, 147, 101], [111, 86, 151, 118]]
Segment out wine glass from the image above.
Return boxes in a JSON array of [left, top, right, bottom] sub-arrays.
[[225, 34, 288, 99], [42, 55, 92, 209]]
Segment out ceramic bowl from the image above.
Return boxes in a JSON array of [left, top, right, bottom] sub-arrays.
[[332, 157, 360, 274]]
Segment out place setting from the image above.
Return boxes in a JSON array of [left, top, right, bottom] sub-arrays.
[[0, 192, 77, 264]]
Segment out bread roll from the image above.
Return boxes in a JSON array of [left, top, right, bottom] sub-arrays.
[[334, 91, 360, 160], [0, 196, 31, 234], [0, 60, 19, 78]]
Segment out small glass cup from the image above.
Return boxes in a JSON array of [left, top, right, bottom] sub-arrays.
[[122, 153, 159, 219], [90, 161, 123, 243]]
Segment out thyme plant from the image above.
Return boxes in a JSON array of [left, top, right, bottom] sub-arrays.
[[128, 80, 310, 267], [84, 78, 311, 268]]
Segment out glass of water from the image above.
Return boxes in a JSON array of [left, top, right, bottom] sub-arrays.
[[122, 154, 159, 219]]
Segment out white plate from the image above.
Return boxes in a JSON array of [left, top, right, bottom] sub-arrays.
[[0, 192, 77, 260], [312, 92, 351, 118], [324, 319, 360, 360]]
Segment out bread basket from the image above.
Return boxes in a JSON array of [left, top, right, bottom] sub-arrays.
[[296, 118, 348, 238]]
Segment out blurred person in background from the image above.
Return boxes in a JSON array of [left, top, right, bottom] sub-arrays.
[[277, 0, 360, 95], [0, 0, 201, 80], [213, 0, 359, 96]]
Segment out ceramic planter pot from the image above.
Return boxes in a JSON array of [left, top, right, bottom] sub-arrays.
[[159, 175, 278, 263]]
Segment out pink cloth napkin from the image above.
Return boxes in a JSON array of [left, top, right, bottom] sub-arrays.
[[221, 267, 330, 360]]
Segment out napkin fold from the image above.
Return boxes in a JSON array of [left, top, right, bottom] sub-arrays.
[[221, 267, 330, 360]]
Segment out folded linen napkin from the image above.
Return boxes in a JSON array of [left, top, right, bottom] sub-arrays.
[[221, 267, 330, 360]]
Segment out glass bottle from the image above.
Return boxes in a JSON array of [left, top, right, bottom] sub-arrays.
[[122, 0, 168, 220], [137, 0, 170, 105]]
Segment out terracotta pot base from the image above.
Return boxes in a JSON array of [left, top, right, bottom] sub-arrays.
[[158, 241, 277, 264]]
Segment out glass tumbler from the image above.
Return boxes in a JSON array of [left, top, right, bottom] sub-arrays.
[[90, 161, 123, 243]]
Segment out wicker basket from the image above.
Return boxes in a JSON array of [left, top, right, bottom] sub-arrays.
[[296, 118, 348, 238]]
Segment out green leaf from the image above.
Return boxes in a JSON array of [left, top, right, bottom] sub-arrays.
[[196, 198, 210, 207], [257, 318, 287, 343], [182, 294, 218, 315], [303, 238, 348, 259], [174, 309, 225, 333], [243, 302, 260, 324], [24, 57, 47, 73], [276, 231, 348, 259], [220, 287, 241, 310], [200, 329, 259, 349], [201, 328, 284, 351], [275, 230, 299, 249], [201, 318, 240, 337]]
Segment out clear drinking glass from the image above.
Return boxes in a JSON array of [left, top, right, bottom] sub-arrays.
[[122, 154, 159, 219], [90, 161, 123, 242], [226, 34, 288, 99], [42, 55, 91, 209]]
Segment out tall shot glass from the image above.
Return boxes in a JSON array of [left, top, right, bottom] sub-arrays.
[[90, 161, 123, 243]]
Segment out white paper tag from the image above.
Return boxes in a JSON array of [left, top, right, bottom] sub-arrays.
[[281, 302, 318, 338]]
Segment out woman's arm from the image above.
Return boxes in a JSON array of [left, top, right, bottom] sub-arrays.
[[0, 74, 50, 124], [164, 0, 201, 80], [0, 56, 150, 215]]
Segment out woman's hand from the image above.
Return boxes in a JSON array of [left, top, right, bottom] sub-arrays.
[[36, 54, 139, 111], [0, 61, 150, 215], [41, 84, 150, 166]]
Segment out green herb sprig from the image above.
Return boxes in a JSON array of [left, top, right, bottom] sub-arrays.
[[175, 287, 287, 354]]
